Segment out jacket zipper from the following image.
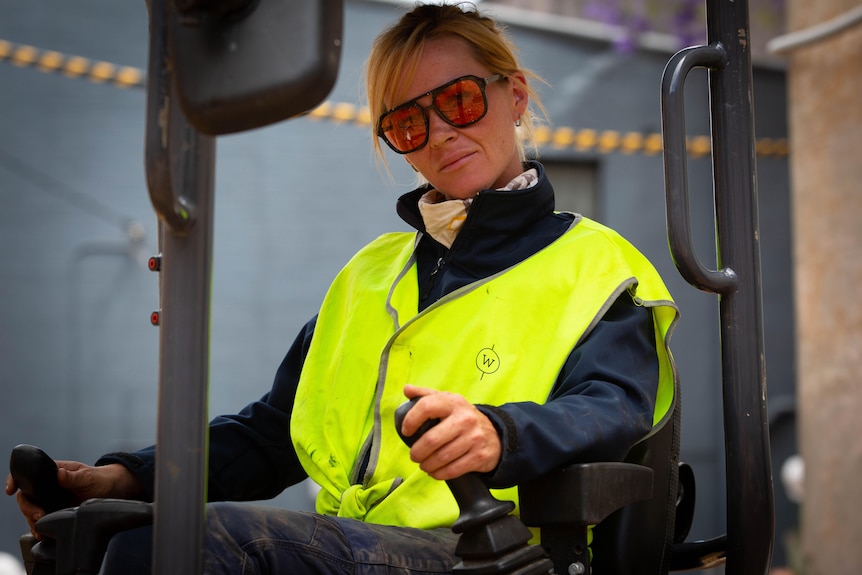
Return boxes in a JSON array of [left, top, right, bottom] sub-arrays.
[[420, 256, 446, 302]]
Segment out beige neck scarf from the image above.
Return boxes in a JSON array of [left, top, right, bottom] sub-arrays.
[[417, 168, 539, 248]]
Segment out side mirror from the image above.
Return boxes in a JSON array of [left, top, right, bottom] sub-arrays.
[[168, 0, 343, 135]]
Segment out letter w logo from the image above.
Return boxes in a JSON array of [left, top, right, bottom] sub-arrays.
[[475, 345, 501, 379]]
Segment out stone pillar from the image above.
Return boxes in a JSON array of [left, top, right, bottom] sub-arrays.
[[787, 2, 862, 573]]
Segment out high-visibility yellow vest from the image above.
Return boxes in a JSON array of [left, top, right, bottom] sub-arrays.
[[291, 216, 678, 529]]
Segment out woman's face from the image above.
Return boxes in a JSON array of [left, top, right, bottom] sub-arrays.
[[394, 36, 528, 200]]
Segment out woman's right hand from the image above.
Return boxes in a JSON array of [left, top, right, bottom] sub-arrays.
[[5, 461, 143, 539]]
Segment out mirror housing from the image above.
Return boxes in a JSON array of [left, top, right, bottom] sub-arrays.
[[168, 0, 343, 135]]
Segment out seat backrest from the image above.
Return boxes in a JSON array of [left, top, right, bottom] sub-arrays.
[[591, 383, 681, 575]]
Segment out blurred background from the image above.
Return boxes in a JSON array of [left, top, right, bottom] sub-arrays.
[[0, 0, 812, 571]]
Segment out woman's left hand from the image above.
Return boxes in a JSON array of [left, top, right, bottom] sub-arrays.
[[400, 384, 502, 481]]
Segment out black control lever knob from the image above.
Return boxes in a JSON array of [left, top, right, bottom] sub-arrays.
[[10, 444, 78, 514], [394, 399, 514, 533], [393, 399, 553, 575]]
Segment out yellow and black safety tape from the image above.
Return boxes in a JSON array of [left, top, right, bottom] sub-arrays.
[[0, 39, 145, 89], [1, 39, 788, 158], [303, 98, 789, 158]]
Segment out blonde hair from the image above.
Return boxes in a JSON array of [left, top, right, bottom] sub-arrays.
[[365, 2, 547, 171]]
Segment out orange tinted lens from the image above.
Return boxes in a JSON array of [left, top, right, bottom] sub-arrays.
[[381, 105, 427, 152], [435, 78, 485, 126]]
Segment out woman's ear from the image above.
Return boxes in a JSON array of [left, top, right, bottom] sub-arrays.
[[510, 72, 529, 119]]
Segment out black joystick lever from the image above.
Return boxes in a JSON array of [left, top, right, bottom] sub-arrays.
[[10, 444, 78, 514], [11, 444, 155, 575], [394, 399, 553, 575]]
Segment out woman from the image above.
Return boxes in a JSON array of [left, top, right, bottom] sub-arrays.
[[7, 3, 678, 573]]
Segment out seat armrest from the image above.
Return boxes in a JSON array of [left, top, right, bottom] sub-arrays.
[[519, 462, 654, 527], [72, 499, 154, 573], [34, 499, 154, 575]]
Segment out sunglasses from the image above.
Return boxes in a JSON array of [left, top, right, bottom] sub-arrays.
[[377, 74, 506, 154]]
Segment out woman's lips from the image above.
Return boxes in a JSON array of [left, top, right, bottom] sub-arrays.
[[439, 151, 475, 172]]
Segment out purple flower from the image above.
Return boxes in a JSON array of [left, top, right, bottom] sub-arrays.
[[583, 0, 709, 53]]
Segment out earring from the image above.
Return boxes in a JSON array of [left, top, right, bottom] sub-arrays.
[[515, 116, 522, 127]]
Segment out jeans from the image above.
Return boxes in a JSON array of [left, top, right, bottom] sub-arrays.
[[100, 502, 460, 574]]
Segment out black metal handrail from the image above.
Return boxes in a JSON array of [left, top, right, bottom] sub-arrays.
[[661, 0, 775, 573]]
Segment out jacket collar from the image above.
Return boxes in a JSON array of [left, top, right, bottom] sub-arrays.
[[395, 161, 554, 236]]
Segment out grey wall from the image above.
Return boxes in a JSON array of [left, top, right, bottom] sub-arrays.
[[0, 0, 794, 566]]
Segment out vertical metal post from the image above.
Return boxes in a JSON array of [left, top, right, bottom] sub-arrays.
[[145, 1, 214, 574], [661, 0, 774, 573], [705, 1, 774, 572]]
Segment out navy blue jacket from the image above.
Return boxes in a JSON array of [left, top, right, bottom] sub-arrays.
[[98, 161, 659, 502]]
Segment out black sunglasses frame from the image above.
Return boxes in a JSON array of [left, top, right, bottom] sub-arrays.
[[376, 74, 505, 155]]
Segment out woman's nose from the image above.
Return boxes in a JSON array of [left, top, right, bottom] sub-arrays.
[[426, 107, 457, 148]]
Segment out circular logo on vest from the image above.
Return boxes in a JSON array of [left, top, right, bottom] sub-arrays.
[[476, 345, 500, 380]]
